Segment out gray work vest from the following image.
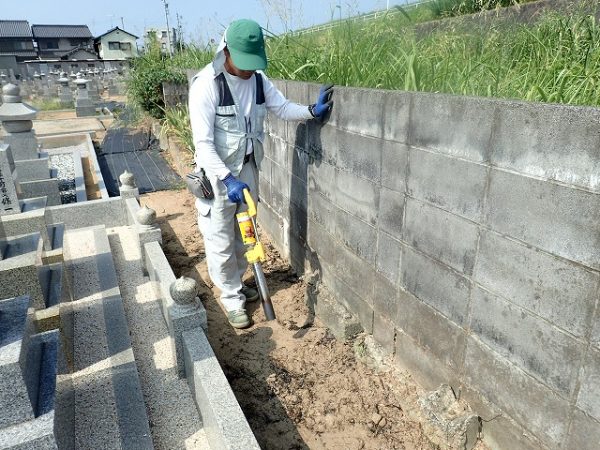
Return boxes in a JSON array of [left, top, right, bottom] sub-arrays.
[[209, 71, 267, 177]]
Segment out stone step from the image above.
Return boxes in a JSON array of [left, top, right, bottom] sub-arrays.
[[0, 295, 35, 428], [60, 225, 153, 449], [20, 196, 47, 213]]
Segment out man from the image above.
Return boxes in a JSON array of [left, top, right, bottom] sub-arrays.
[[188, 19, 333, 329]]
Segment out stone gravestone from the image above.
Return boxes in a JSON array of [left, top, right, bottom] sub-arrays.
[[0, 83, 39, 161], [32, 72, 42, 98], [57, 72, 73, 107], [0, 144, 20, 215], [74, 74, 95, 117], [39, 73, 51, 100]]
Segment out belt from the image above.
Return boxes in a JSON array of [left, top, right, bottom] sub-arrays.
[[243, 153, 254, 164]]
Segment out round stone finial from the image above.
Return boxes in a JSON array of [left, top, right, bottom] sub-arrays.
[[2, 83, 22, 103], [169, 277, 197, 305], [136, 205, 156, 226], [119, 170, 136, 188]]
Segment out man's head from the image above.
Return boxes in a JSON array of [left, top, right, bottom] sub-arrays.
[[224, 19, 267, 78]]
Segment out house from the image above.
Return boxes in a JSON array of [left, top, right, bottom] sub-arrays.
[[31, 24, 94, 60], [0, 20, 36, 75], [144, 27, 177, 54], [94, 27, 138, 59]]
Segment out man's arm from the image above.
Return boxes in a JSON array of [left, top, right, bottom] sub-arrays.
[[260, 72, 313, 121], [188, 74, 231, 180]]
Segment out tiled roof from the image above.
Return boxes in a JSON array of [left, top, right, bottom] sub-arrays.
[[31, 25, 93, 39], [0, 50, 37, 57], [0, 20, 33, 38]]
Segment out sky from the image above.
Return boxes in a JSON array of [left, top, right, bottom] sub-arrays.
[[3, 0, 414, 44]]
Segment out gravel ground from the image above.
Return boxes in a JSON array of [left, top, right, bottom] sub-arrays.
[[49, 151, 77, 204]]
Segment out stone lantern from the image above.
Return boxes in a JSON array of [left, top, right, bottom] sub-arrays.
[[58, 72, 72, 107], [0, 84, 39, 161]]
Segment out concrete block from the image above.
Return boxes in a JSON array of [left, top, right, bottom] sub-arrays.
[[304, 119, 337, 166], [378, 187, 404, 237], [289, 168, 308, 207], [333, 208, 377, 265], [75, 105, 96, 117], [401, 245, 470, 326], [324, 266, 374, 334], [308, 190, 337, 236], [409, 93, 494, 163], [484, 168, 600, 269], [258, 177, 271, 206], [288, 144, 310, 185], [372, 312, 395, 355], [308, 159, 336, 202], [407, 148, 487, 222], [565, 408, 600, 450], [19, 178, 61, 206], [463, 336, 569, 448], [459, 385, 544, 450], [404, 198, 479, 275], [394, 330, 458, 391], [259, 154, 271, 186], [395, 287, 466, 371], [270, 159, 289, 199], [381, 141, 409, 192], [576, 346, 600, 421], [592, 308, 600, 350], [14, 157, 50, 182], [335, 86, 385, 138], [306, 218, 336, 268], [270, 187, 288, 219], [334, 243, 376, 304], [336, 167, 380, 226], [265, 113, 287, 141], [337, 131, 382, 183], [490, 100, 600, 192], [382, 91, 411, 144], [470, 285, 585, 397], [285, 80, 309, 107], [375, 231, 402, 284], [372, 271, 399, 320], [313, 286, 362, 341], [267, 135, 287, 170], [473, 230, 598, 338], [183, 329, 260, 450]]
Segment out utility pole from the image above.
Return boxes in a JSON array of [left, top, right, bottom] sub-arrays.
[[176, 12, 183, 52], [121, 17, 125, 29], [161, 0, 173, 57]]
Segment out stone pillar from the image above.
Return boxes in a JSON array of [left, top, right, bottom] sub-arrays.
[[0, 144, 19, 215], [74, 74, 95, 117], [39, 73, 51, 99], [135, 205, 162, 271], [169, 277, 206, 377], [0, 84, 39, 161], [58, 73, 73, 107], [119, 170, 139, 199]]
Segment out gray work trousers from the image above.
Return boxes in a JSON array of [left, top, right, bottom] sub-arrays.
[[196, 159, 259, 312]]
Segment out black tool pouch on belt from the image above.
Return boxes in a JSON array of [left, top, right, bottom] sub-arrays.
[[185, 169, 214, 199]]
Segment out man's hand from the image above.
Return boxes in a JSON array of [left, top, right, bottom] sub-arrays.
[[311, 84, 334, 118], [222, 173, 249, 203]]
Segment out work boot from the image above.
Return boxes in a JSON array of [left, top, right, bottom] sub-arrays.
[[240, 285, 259, 302], [227, 309, 251, 329]]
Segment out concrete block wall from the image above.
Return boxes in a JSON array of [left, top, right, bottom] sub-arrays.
[[258, 80, 600, 450]]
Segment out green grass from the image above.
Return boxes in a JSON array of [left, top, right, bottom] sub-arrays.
[[31, 98, 70, 111]]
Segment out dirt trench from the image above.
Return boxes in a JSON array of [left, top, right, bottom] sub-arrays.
[[141, 189, 469, 450]]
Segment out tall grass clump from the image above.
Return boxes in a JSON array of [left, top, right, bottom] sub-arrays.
[[264, 6, 600, 106], [127, 41, 186, 118], [161, 105, 194, 153]]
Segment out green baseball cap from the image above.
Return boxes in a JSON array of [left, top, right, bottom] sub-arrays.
[[226, 19, 267, 71]]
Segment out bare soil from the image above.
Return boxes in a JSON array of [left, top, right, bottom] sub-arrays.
[[142, 189, 460, 450]]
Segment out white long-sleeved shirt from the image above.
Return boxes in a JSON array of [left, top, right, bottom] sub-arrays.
[[188, 65, 313, 180]]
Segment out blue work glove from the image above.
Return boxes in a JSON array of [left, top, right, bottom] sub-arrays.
[[222, 173, 249, 204], [310, 83, 334, 118]]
